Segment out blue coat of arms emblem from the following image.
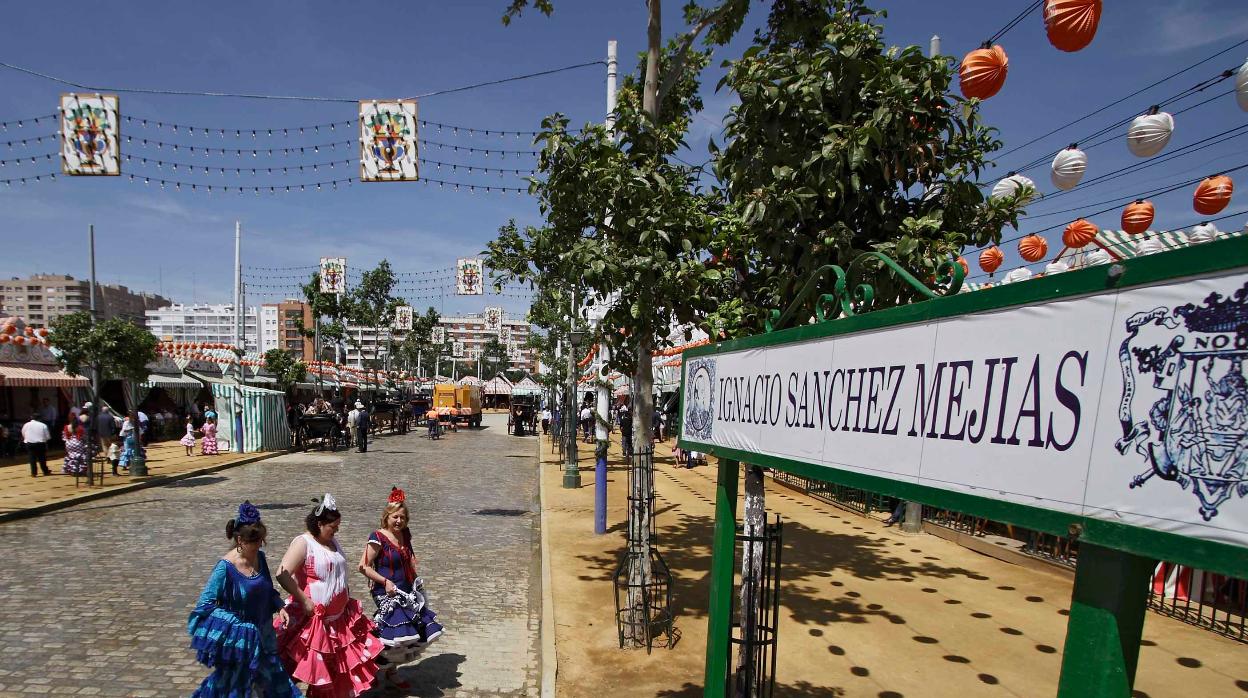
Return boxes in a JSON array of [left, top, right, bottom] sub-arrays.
[[1118, 281, 1248, 521], [684, 358, 716, 441]]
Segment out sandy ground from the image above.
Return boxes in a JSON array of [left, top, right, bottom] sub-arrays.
[[540, 433, 1248, 698]]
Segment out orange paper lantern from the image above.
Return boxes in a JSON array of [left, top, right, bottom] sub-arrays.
[[979, 246, 1005, 275], [1044, 0, 1102, 52], [13, 336, 25, 345], [1019, 234, 1049, 262], [0, 335, 9, 344], [1193, 175, 1233, 215], [959, 44, 1009, 100], [956, 256, 970, 276], [1122, 200, 1154, 235], [1063, 219, 1099, 249]]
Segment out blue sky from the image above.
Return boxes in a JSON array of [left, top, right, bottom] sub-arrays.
[[1, 0, 1245, 313]]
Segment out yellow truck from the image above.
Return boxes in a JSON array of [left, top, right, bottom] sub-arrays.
[[433, 383, 483, 428]]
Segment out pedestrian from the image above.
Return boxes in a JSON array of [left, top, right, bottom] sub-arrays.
[[275, 494, 382, 697], [38, 398, 58, 434], [619, 406, 633, 458], [884, 500, 908, 527], [96, 405, 118, 454], [61, 415, 90, 475], [201, 416, 220, 456], [137, 409, 150, 445], [347, 402, 361, 451], [119, 411, 143, 472], [355, 403, 370, 453], [21, 413, 52, 477], [579, 405, 592, 442], [203, 403, 217, 424], [180, 416, 198, 456], [357, 488, 444, 689], [652, 408, 663, 442], [540, 407, 551, 435], [187, 502, 300, 697]]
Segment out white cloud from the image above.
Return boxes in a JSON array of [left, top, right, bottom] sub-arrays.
[[1149, 1, 1248, 53]]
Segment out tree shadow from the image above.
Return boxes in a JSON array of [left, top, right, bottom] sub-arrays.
[[656, 680, 848, 697], [165, 475, 229, 488], [381, 652, 467, 697]]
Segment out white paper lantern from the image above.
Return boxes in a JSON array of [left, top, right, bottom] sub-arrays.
[[1237, 58, 1248, 112], [1126, 111, 1174, 157], [1085, 248, 1111, 266], [1044, 260, 1070, 275], [1050, 147, 1087, 190], [1001, 267, 1034, 284], [991, 173, 1037, 203], [1135, 236, 1164, 256], [1187, 222, 1218, 244]]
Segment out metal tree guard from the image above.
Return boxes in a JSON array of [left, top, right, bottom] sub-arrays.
[[729, 515, 783, 697], [613, 446, 674, 652]]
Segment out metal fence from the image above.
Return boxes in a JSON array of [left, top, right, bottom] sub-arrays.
[[768, 471, 891, 516], [1149, 563, 1248, 643]]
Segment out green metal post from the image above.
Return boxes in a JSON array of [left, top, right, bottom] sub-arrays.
[[1056, 542, 1154, 697], [703, 458, 739, 697]]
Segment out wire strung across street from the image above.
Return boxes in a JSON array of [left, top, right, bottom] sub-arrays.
[[985, 0, 1043, 45]]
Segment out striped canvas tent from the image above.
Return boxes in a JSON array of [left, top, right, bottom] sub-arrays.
[[210, 382, 290, 453]]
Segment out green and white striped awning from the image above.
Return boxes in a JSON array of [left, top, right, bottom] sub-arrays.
[[140, 372, 202, 389], [210, 383, 290, 453]]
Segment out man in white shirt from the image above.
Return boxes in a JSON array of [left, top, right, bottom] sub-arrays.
[[22, 414, 52, 477]]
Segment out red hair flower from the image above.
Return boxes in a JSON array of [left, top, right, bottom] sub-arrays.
[[388, 487, 406, 504]]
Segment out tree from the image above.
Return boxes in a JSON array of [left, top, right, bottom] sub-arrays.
[[49, 312, 157, 385], [262, 348, 307, 393], [710, 0, 1027, 334], [299, 272, 350, 363], [346, 260, 405, 371], [479, 336, 512, 380]]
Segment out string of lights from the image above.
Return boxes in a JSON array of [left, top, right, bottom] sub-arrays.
[[985, 0, 1043, 45], [3, 134, 57, 149], [121, 113, 564, 141], [0, 151, 55, 166], [0, 170, 58, 186], [125, 135, 538, 159], [124, 154, 354, 176], [0, 113, 56, 130], [83, 172, 532, 195], [419, 138, 539, 156]]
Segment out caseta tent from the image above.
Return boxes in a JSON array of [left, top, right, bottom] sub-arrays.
[[210, 383, 290, 453]]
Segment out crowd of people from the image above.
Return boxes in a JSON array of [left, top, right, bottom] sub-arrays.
[[12, 400, 227, 477], [188, 489, 444, 696]]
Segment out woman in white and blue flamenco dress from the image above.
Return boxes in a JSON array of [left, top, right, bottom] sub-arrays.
[[187, 501, 302, 698]]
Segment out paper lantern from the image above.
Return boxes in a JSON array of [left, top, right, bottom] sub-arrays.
[[1045, 260, 1070, 275], [1193, 175, 1233, 215], [1187, 222, 1218, 244], [1044, 0, 1102, 52], [1122, 200, 1154, 234], [1136, 237, 1164, 256], [0, 335, 8, 344], [1019, 234, 1049, 262], [36, 328, 48, 337], [959, 44, 1009, 100], [13, 336, 25, 345], [1, 324, 14, 335], [991, 173, 1037, 203], [1050, 147, 1087, 190], [1002, 267, 1034, 285], [1085, 248, 1111, 266], [956, 256, 969, 276], [1127, 111, 1174, 158], [1237, 58, 1248, 112], [1063, 219, 1099, 248], [979, 246, 1004, 275]]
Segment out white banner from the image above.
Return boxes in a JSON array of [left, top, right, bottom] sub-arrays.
[[60, 93, 120, 176], [394, 305, 413, 331], [682, 271, 1248, 550], [319, 257, 347, 294], [457, 258, 483, 295], [359, 100, 418, 182], [432, 327, 445, 345], [485, 306, 503, 331], [453, 340, 464, 358]]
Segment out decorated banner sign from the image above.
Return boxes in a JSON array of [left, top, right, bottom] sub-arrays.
[[394, 305, 413, 331], [485, 306, 503, 331], [60, 93, 120, 176], [359, 100, 418, 181], [500, 326, 512, 343], [680, 250, 1248, 564], [432, 327, 445, 345], [453, 340, 464, 358], [457, 258, 483, 295], [319, 257, 347, 294]]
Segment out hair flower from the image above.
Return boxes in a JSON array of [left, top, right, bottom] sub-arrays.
[[237, 501, 261, 525], [389, 487, 406, 504]]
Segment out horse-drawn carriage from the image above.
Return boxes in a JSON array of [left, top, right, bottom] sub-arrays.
[[294, 413, 347, 451], [508, 394, 538, 436], [369, 399, 409, 435]]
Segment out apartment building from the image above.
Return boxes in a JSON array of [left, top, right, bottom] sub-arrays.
[[145, 303, 260, 353], [260, 300, 314, 360], [0, 273, 170, 328], [342, 308, 535, 373]]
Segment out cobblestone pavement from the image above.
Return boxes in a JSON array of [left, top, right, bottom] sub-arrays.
[[0, 412, 541, 698]]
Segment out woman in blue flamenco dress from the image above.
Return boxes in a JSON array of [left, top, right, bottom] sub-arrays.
[[188, 501, 302, 697]]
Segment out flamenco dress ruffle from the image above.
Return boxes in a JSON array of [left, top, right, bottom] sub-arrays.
[[187, 559, 301, 698], [276, 592, 382, 698]]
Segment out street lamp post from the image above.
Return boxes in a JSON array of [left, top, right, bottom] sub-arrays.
[[563, 329, 584, 488]]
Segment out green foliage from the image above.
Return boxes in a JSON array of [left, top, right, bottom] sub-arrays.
[[299, 272, 349, 355], [262, 348, 307, 392], [393, 307, 442, 375], [479, 336, 512, 380], [501, 0, 553, 25], [711, 0, 1027, 332], [48, 312, 157, 384]]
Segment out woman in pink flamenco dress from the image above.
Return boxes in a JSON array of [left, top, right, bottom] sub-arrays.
[[201, 417, 220, 456], [274, 493, 382, 697]]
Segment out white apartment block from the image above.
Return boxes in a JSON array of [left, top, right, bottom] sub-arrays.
[[259, 305, 280, 354], [340, 309, 535, 374], [145, 304, 260, 352]]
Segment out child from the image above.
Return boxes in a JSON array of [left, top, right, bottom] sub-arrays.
[[201, 417, 219, 456], [179, 416, 197, 456]]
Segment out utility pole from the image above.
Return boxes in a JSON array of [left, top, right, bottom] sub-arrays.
[[232, 221, 244, 453], [594, 38, 618, 533], [87, 224, 99, 485]]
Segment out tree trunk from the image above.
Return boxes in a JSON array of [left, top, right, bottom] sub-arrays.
[[735, 464, 766, 696], [643, 0, 662, 119]]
